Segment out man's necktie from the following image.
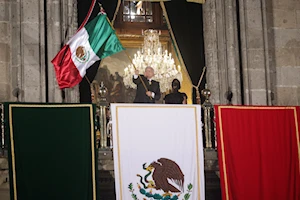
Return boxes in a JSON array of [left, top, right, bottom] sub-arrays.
[[148, 80, 152, 85]]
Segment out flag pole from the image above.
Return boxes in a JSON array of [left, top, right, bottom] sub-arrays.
[[77, 0, 97, 32], [192, 66, 206, 89], [85, 75, 92, 85], [192, 67, 206, 104], [123, 52, 150, 96]]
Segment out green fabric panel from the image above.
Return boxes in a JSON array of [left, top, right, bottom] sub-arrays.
[[5, 103, 97, 200]]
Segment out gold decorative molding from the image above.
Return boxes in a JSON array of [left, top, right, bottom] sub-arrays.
[[125, 0, 171, 1], [118, 34, 171, 50], [187, 0, 206, 3]]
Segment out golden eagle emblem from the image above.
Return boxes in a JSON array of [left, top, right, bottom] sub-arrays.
[[129, 158, 193, 200], [150, 158, 184, 194], [75, 46, 89, 63]]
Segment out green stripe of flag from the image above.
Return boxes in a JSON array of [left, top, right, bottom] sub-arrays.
[[85, 14, 124, 59]]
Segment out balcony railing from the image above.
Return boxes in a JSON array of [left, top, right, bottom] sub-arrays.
[[92, 82, 218, 171], [93, 83, 217, 149]]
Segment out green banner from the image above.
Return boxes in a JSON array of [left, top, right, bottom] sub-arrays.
[[5, 103, 97, 200]]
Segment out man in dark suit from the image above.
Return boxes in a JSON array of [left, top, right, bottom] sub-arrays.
[[133, 67, 161, 103]]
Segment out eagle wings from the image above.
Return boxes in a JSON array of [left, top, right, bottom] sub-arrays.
[[151, 158, 184, 193]]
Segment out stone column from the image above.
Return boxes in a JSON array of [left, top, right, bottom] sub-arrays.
[[64, 0, 79, 103], [46, 0, 62, 102], [47, 0, 79, 103], [267, 0, 300, 105], [203, 0, 220, 104], [0, 0, 11, 101], [2, 0, 79, 103], [239, 0, 272, 105], [203, 0, 241, 105], [224, 0, 241, 104], [9, 0, 46, 102]]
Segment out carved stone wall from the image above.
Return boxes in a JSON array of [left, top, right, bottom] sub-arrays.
[[0, 0, 13, 102], [2, 0, 300, 105], [47, 0, 79, 103], [0, 0, 79, 103], [239, 0, 271, 105], [204, 0, 300, 106], [203, 0, 241, 105], [267, 0, 300, 105]]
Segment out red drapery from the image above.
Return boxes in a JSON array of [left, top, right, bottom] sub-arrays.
[[215, 106, 300, 200]]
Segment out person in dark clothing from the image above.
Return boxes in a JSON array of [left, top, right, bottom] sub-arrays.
[[133, 67, 161, 103], [182, 92, 187, 104], [164, 79, 187, 104]]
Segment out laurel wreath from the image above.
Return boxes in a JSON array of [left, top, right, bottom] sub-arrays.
[[128, 183, 193, 200], [128, 183, 138, 200]]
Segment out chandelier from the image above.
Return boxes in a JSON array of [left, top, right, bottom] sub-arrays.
[[123, 29, 182, 93]]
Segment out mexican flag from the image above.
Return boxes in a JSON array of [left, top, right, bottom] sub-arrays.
[[52, 12, 124, 89]]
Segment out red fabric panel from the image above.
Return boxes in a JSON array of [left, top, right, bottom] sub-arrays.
[[51, 45, 82, 89], [215, 106, 300, 200]]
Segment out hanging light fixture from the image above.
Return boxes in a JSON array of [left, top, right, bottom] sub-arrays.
[[123, 29, 182, 93]]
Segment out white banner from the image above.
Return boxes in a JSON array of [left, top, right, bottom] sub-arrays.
[[111, 104, 205, 200]]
